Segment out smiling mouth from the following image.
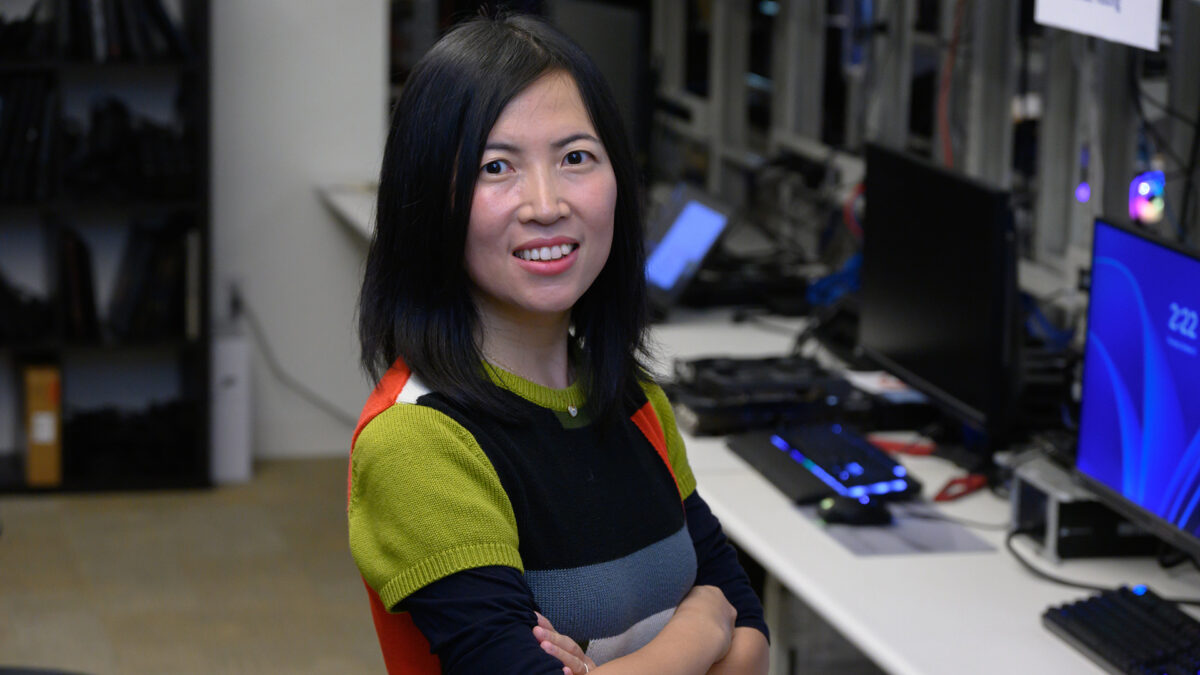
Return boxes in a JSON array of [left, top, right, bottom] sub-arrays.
[[513, 243, 579, 262]]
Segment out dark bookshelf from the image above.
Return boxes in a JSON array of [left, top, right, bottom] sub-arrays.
[[0, 0, 210, 492]]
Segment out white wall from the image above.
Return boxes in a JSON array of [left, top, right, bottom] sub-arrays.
[[212, 1, 386, 458]]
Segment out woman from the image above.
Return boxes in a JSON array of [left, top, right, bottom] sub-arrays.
[[351, 12, 769, 674]]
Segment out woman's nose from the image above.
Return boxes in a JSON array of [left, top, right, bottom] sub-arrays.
[[518, 168, 570, 224]]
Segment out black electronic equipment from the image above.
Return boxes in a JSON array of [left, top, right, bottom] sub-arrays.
[[645, 183, 733, 313], [858, 143, 1021, 454], [817, 495, 893, 526], [726, 423, 921, 505], [1043, 586, 1200, 674], [667, 355, 936, 436], [1072, 219, 1200, 560]]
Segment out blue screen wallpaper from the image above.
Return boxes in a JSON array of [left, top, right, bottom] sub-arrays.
[[645, 201, 727, 292], [1077, 222, 1200, 536]]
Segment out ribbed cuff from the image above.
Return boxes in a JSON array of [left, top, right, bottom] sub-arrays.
[[380, 542, 525, 610]]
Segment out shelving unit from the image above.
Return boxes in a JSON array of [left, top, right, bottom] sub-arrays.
[[0, 0, 210, 491]]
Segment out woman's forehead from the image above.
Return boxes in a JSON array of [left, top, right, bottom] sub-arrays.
[[486, 71, 598, 144]]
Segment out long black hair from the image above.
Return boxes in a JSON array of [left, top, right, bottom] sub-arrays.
[[358, 13, 650, 425]]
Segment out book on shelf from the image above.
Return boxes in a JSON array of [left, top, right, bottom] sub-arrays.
[[58, 0, 192, 63], [57, 226, 101, 342], [0, 74, 54, 202], [0, 1, 54, 60], [107, 217, 191, 341], [24, 363, 63, 487]]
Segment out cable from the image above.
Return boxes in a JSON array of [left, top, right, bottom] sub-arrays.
[[1138, 87, 1198, 128], [734, 311, 803, 337], [1006, 529, 1200, 605], [1130, 61, 1189, 171], [1005, 529, 1112, 593], [238, 297, 358, 429]]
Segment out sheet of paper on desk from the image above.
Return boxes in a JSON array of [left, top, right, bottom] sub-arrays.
[[843, 371, 929, 405], [802, 503, 994, 557]]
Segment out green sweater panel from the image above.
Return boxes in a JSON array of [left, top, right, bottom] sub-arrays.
[[348, 402, 523, 610]]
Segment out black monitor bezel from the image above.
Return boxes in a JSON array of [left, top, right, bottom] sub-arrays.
[[856, 143, 1021, 443], [1072, 217, 1200, 560]]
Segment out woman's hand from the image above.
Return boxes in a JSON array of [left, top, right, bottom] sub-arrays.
[[534, 612, 597, 675], [671, 585, 738, 663]]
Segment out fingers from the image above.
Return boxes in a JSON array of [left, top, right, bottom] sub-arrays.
[[539, 637, 590, 674], [533, 621, 595, 675]]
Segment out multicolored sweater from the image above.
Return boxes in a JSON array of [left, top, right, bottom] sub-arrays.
[[348, 358, 755, 672]]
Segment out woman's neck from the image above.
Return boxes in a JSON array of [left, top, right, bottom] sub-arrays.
[[476, 306, 573, 390]]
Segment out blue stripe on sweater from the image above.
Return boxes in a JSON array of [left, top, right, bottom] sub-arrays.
[[526, 525, 696, 640]]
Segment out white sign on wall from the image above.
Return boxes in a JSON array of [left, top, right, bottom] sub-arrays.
[[1035, 0, 1162, 51]]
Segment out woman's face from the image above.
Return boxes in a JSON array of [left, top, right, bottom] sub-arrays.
[[464, 71, 617, 327]]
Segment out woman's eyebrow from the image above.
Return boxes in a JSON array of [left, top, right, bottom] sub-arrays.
[[551, 133, 600, 149], [483, 133, 599, 153], [483, 141, 520, 153]]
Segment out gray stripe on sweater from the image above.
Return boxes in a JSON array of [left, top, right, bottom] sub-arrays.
[[526, 525, 696, 640]]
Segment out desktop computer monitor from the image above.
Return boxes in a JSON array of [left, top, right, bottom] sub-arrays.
[[857, 143, 1020, 446], [1074, 218, 1200, 557]]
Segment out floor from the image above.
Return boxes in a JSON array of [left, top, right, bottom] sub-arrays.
[[0, 458, 384, 675], [0, 457, 883, 675]]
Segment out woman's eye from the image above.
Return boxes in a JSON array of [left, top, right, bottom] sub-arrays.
[[482, 160, 509, 174], [564, 150, 588, 166]]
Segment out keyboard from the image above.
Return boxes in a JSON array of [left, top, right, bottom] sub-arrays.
[[1043, 585, 1200, 674], [726, 423, 921, 505]]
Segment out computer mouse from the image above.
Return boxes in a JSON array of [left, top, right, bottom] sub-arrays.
[[816, 495, 893, 526]]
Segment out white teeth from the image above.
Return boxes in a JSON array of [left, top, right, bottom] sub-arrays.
[[515, 243, 576, 261]]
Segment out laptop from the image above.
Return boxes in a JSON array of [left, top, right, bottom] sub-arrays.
[[644, 183, 732, 313]]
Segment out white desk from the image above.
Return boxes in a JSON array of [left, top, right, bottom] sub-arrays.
[[649, 310, 1200, 675]]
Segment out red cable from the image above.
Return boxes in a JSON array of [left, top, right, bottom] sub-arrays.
[[842, 182, 865, 239], [938, 0, 968, 168]]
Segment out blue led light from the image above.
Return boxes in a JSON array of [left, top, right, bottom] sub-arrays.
[[846, 462, 864, 476], [1132, 585, 1147, 596], [892, 465, 907, 478], [771, 435, 848, 496], [858, 496, 870, 505], [840, 472, 851, 481], [891, 479, 907, 492], [871, 483, 889, 494], [832, 424, 843, 434], [849, 486, 867, 498]]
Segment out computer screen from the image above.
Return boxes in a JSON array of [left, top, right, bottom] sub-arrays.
[[644, 184, 730, 308], [1075, 219, 1200, 555], [857, 143, 1020, 440]]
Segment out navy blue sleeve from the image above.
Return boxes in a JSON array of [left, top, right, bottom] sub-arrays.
[[685, 489, 771, 642], [398, 566, 567, 674]]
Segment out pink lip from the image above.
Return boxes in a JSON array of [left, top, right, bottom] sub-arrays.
[[513, 236, 578, 253]]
